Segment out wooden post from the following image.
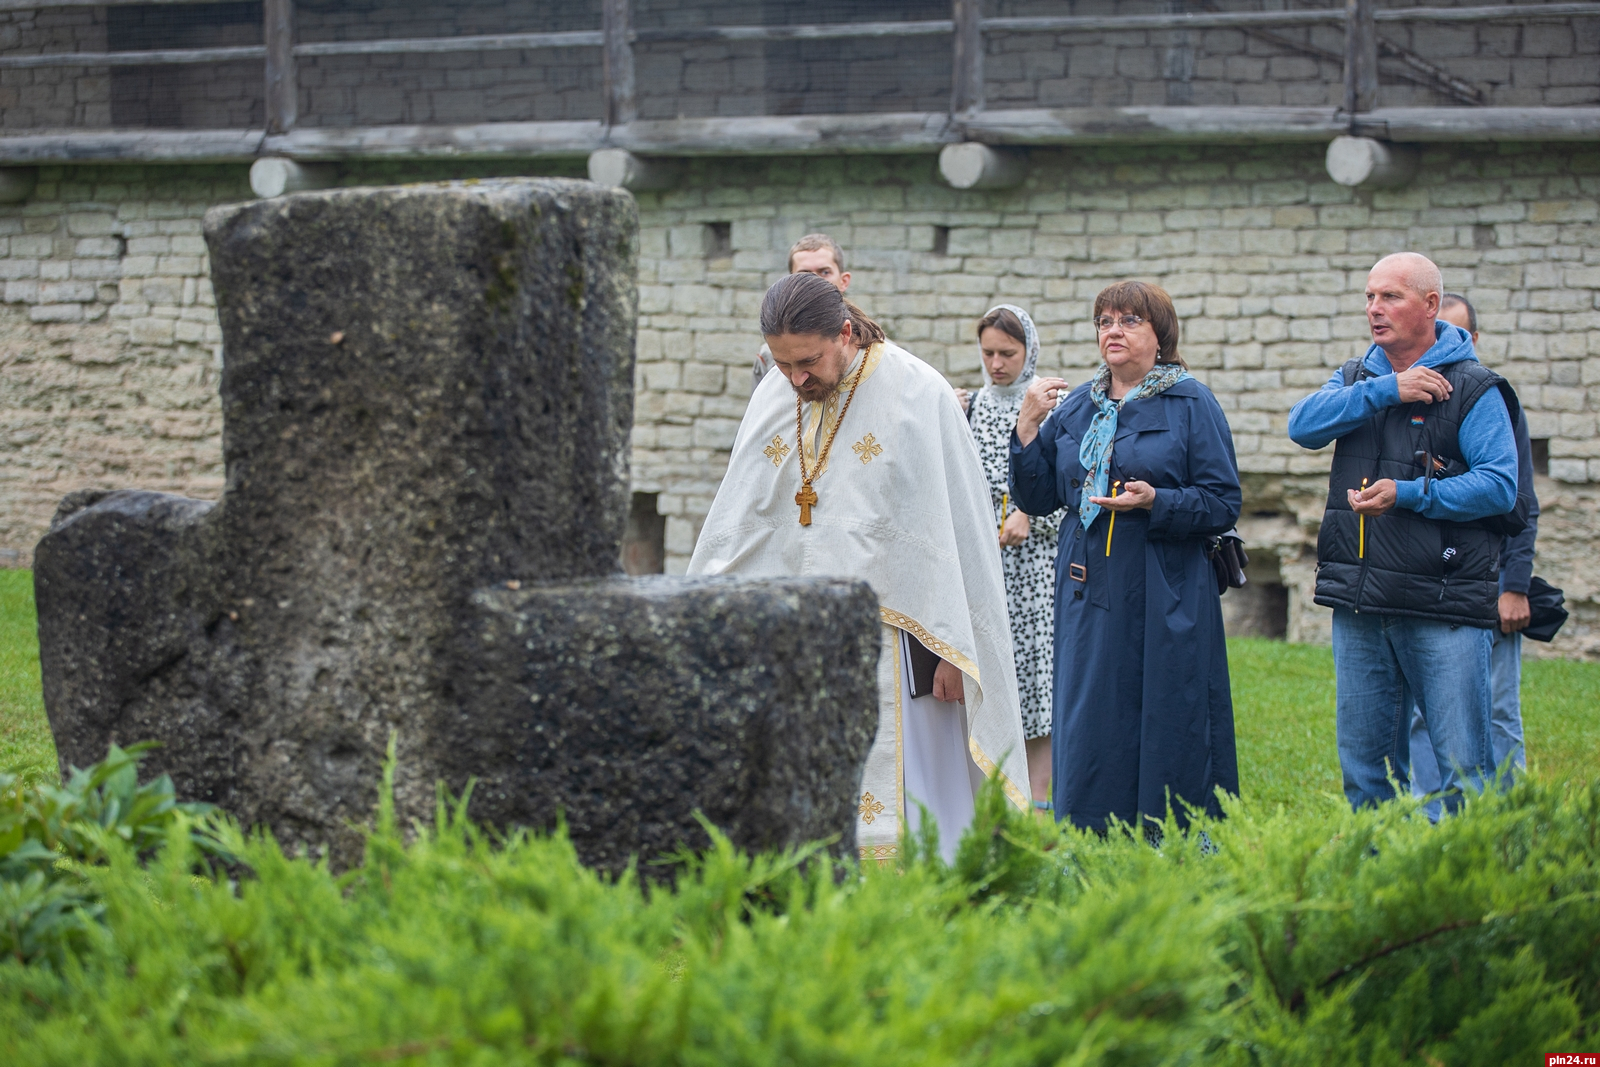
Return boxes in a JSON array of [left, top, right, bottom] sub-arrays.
[[1342, 0, 1377, 114], [264, 0, 297, 135], [951, 0, 983, 116], [602, 0, 636, 127]]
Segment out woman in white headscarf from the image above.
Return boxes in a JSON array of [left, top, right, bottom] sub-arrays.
[[963, 304, 1064, 809]]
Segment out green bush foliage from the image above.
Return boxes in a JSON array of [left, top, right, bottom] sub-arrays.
[[0, 743, 224, 965], [0, 742, 1595, 1065]]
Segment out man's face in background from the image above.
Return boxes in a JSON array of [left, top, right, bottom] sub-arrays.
[[790, 249, 849, 293]]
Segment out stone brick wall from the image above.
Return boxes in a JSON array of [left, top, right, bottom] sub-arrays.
[[5, 0, 1595, 131], [984, 0, 1600, 108], [0, 6, 107, 129], [2, 144, 1598, 655]]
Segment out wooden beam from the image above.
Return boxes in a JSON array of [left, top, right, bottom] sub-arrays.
[[962, 106, 1347, 144], [264, 122, 606, 159], [294, 30, 602, 58], [1343, 0, 1379, 115], [0, 129, 266, 163], [264, 0, 296, 135], [608, 113, 954, 155], [1355, 106, 1600, 141], [602, 0, 636, 127], [632, 21, 950, 43], [0, 47, 264, 69], [984, 4, 1600, 33], [5, 108, 1600, 165], [984, 10, 1338, 33], [951, 0, 983, 117], [1373, 3, 1600, 23]]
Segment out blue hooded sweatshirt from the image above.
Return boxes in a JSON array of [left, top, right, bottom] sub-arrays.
[[1288, 320, 1517, 524]]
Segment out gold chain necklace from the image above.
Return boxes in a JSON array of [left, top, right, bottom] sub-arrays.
[[792, 353, 868, 526]]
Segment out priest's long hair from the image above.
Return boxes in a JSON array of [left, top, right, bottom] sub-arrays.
[[760, 272, 886, 347]]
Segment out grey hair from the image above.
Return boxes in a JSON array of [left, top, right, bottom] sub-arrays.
[[759, 271, 885, 345], [1371, 252, 1444, 301]]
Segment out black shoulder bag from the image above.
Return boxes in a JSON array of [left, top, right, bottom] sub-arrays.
[[1206, 528, 1249, 596]]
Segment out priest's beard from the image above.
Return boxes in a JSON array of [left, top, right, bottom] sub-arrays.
[[791, 347, 857, 404]]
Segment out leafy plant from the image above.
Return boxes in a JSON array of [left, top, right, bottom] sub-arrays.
[[0, 743, 226, 965]]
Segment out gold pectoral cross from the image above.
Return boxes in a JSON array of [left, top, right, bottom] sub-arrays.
[[795, 483, 818, 526]]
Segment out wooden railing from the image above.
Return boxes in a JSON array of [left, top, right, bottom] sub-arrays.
[[0, 1, 1597, 164]]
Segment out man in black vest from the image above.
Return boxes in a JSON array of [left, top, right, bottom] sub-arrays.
[[1409, 293, 1539, 804], [1289, 253, 1521, 814]]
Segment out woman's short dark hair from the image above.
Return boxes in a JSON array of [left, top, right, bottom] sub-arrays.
[[1093, 280, 1184, 368], [760, 272, 886, 347], [977, 307, 1027, 345]]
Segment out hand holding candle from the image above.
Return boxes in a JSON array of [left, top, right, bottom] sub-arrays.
[[1104, 481, 1121, 555], [1347, 478, 1398, 517], [1358, 477, 1367, 557], [1087, 479, 1156, 511]]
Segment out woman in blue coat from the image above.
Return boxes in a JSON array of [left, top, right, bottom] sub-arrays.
[[1010, 281, 1241, 836]]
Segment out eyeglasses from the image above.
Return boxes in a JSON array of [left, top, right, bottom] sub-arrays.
[[1093, 314, 1147, 332]]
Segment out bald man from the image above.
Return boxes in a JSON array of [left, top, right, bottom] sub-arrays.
[[1289, 253, 1526, 816]]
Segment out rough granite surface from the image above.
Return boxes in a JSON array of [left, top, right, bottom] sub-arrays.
[[33, 179, 881, 871]]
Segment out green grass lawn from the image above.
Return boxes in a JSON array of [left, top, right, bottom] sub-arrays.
[[3, 570, 1598, 813], [0, 569, 50, 784]]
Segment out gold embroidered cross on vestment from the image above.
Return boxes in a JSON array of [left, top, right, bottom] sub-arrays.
[[852, 433, 882, 464], [858, 791, 886, 824], [763, 435, 790, 467], [792, 356, 867, 526]]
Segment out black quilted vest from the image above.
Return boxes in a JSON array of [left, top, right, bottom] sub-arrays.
[[1313, 357, 1516, 629]]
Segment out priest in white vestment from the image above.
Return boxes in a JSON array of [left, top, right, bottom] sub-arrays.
[[688, 272, 1031, 863]]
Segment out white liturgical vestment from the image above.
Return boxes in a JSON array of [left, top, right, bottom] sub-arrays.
[[688, 340, 1030, 863]]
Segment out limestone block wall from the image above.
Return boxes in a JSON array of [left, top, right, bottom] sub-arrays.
[[0, 6, 107, 129], [0, 164, 241, 565], [1, 145, 1597, 657], [984, 0, 1600, 108]]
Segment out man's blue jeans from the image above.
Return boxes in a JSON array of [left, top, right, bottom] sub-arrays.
[[1332, 609, 1494, 813], [1410, 629, 1523, 797]]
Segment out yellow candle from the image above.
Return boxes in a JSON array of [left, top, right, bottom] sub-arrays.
[[1358, 477, 1368, 559], [1105, 481, 1121, 556]]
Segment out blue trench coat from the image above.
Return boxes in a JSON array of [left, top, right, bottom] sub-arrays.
[[1009, 376, 1242, 834]]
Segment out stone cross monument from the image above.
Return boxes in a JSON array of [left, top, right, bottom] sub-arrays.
[[33, 179, 880, 872]]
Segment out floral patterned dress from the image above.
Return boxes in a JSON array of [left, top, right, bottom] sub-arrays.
[[970, 385, 1062, 740]]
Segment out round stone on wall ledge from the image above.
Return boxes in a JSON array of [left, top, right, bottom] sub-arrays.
[[938, 143, 1028, 190], [1325, 136, 1418, 189], [588, 149, 677, 191], [249, 158, 337, 199]]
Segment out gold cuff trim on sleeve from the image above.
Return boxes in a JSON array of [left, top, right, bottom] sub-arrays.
[[878, 607, 980, 684]]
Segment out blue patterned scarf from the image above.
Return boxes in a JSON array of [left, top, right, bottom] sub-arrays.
[[1077, 362, 1192, 530]]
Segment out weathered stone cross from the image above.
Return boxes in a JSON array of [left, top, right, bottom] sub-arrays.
[[34, 180, 879, 873]]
